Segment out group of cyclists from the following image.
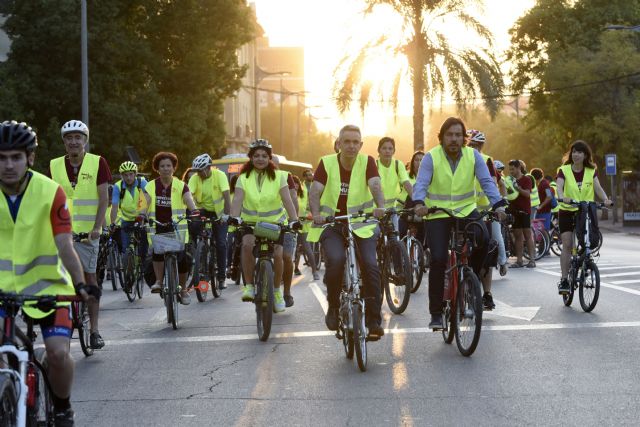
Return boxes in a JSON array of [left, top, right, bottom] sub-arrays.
[[0, 115, 613, 425]]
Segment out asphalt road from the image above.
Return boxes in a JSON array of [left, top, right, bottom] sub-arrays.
[[68, 231, 640, 426]]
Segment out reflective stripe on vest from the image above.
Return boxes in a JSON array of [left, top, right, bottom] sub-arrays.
[[0, 172, 74, 319], [50, 153, 100, 233], [528, 174, 540, 207], [474, 153, 494, 209], [146, 177, 189, 241], [425, 145, 477, 219], [115, 179, 143, 221], [307, 154, 377, 242], [377, 158, 403, 208], [239, 170, 287, 224], [188, 168, 227, 216], [558, 165, 595, 212]]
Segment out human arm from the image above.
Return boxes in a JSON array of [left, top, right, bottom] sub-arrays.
[[474, 150, 502, 206], [222, 190, 231, 215], [230, 187, 244, 218], [538, 188, 552, 210], [412, 153, 433, 204], [280, 186, 299, 221], [367, 176, 386, 218], [593, 176, 612, 205], [398, 161, 413, 198], [556, 177, 567, 203], [54, 234, 86, 286], [309, 181, 325, 224], [92, 182, 109, 240], [183, 191, 198, 212]]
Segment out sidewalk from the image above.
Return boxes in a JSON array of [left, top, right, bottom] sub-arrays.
[[598, 207, 640, 235]]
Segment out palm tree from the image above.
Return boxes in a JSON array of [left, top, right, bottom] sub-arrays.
[[334, 0, 504, 150]]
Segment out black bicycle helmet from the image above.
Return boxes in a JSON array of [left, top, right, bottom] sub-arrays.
[[0, 121, 38, 152]]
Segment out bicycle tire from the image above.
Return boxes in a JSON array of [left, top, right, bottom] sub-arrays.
[[168, 257, 180, 330], [0, 374, 17, 427], [255, 260, 274, 341], [524, 228, 547, 261], [210, 246, 221, 298], [194, 240, 208, 303], [579, 260, 600, 312], [592, 230, 603, 256], [341, 307, 354, 360], [107, 245, 120, 291], [563, 263, 577, 306], [312, 241, 322, 270], [441, 303, 455, 344], [352, 301, 367, 372], [77, 301, 93, 357], [454, 268, 483, 357], [442, 253, 456, 344], [408, 238, 425, 293], [383, 240, 411, 314], [136, 255, 144, 299], [123, 248, 137, 302], [550, 228, 562, 256], [29, 348, 54, 427], [96, 246, 107, 289]]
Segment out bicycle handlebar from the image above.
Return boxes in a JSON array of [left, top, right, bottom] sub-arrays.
[[565, 200, 611, 209], [0, 292, 82, 313]]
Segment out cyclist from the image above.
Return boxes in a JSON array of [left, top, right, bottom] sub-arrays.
[[188, 153, 231, 291], [229, 140, 300, 312], [292, 175, 320, 282], [412, 117, 506, 330], [110, 161, 151, 257], [146, 152, 199, 305], [398, 150, 425, 242], [377, 137, 413, 209], [0, 120, 98, 426], [467, 129, 505, 308], [309, 124, 386, 339], [505, 160, 536, 268], [302, 168, 314, 192], [530, 168, 554, 230], [520, 160, 540, 221], [556, 140, 612, 294], [49, 120, 110, 349]]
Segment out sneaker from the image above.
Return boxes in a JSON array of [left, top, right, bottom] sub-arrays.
[[499, 263, 508, 277], [366, 320, 384, 339], [217, 278, 227, 290], [179, 290, 191, 305], [150, 283, 162, 293], [428, 314, 443, 330], [325, 307, 339, 331], [483, 292, 496, 310], [54, 408, 75, 427], [89, 332, 105, 349], [294, 268, 302, 276], [284, 294, 294, 308], [510, 261, 524, 268], [558, 278, 570, 294], [526, 261, 536, 268], [312, 272, 320, 281], [274, 289, 285, 313], [241, 284, 255, 302]]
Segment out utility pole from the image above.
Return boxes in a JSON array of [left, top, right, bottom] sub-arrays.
[[81, 0, 89, 151]]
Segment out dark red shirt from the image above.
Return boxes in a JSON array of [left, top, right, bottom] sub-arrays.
[[508, 175, 533, 214], [51, 187, 72, 235], [47, 155, 112, 187], [314, 154, 379, 216], [537, 178, 552, 213], [154, 178, 189, 223]]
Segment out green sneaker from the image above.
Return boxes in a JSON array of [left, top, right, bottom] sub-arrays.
[[241, 284, 255, 302], [274, 288, 285, 313]]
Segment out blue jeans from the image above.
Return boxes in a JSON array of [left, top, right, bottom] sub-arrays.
[[211, 221, 229, 281], [120, 221, 148, 258]]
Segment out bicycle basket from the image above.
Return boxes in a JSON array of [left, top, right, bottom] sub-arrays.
[[254, 222, 281, 242], [151, 231, 186, 254]]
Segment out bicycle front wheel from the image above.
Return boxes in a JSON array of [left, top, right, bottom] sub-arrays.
[[107, 245, 121, 290], [455, 268, 483, 357], [550, 228, 562, 257], [77, 301, 94, 357], [352, 301, 367, 372], [194, 240, 208, 303], [0, 374, 17, 427], [30, 348, 54, 425], [165, 257, 179, 329], [407, 237, 425, 293], [524, 228, 548, 261], [383, 240, 412, 314], [123, 248, 137, 302], [579, 260, 600, 312], [136, 256, 145, 299], [255, 260, 274, 341], [563, 262, 577, 306]]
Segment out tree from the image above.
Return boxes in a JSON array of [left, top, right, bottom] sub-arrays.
[[333, 0, 504, 151]]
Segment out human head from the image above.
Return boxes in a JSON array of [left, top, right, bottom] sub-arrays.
[[544, 174, 553, 182], [333, 138, 340, 153], [338, 124, 362, 160], [0, 121, 38, 186], [152, 152, 178, 178], [466, 129, 485, 151], [530, 168, 544, 181], [248, 139, 272, 159], [518, 159, 527, 175], [61, 120, 89, 157], [119, 161, 138, 186], [302, 169, 313, 183], [494, 160, 505, 173], [377, 137, 395, 160], [438, 117, 466, 157], [291, 174, 304, 198], [192, 153, 213, 179], [563, 140, 596, 169], [508, 159, 523, 178], [409, 150, 425, 178]]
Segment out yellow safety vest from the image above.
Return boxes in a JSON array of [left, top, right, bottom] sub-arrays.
[[146, 177, 189, 240], [114, 179, 145, 221], [475, 153, 494, 210], [425, 145, 477, 220], [504, 175, 519, 201], [398, 176, 416, 207], [239, 169, 287, 224], [376, 158, 408, 208], [188, 167, 229, 216], [550, 181, 560, 213], [50, 153, 101, 234], [307, 153, 376, 242], [298, 185, 311, 233], [527, 174, 540, 208], [559, 165, 595, 212], [0, 172, 75, 319]]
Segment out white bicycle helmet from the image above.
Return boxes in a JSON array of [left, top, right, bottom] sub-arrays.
[[192, 153, 213, 170], [467, 129, 486, 144], [61, 120, 89, 140], [494, 160, 505, 171]]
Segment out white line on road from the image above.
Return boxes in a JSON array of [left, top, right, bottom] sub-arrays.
[[610, 279, 640, 285], [536, 267, 640, 297], [596, 265, 640, 271], [600, 271, 640, 278], [308, 281, 328, 314]]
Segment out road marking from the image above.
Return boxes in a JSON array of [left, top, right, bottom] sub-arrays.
[[308, 282, 328, 314], [597, 265, 640, 271], [536, 267, 640, 297], [600, 271, 640, 278], [84, 321, 640, 348], [486, 299, 540, 321], [610, 279, 640, 285]]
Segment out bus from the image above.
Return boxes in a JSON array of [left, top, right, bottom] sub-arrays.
[[212, 154, 313, 179]]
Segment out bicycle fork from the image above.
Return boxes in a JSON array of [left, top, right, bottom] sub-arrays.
[[0, 345, 29, 425]]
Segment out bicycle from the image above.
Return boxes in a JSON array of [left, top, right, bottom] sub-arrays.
[[428, 207, 487, 357], [376, 209, 412, 314], [72, 232, 96, 357], [96, 227, 123, 291], [189, 216, 224, 302], [235, 221, 296, 342], [149, 216, 188, 330], [400, 214, 428, 294], [550, 213, 602, 257], [503, 211, 549, 261], [562, 201, 607, 312], [0, 292, 80, 427], [226, 229, 244, 287], [121, 221, 147, 302], [322, 212, 377, 372]]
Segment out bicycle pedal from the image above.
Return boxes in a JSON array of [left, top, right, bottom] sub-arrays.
[[366, 335, 380, 342]]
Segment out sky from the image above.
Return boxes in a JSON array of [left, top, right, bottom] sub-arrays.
[[252, 0, 535, 136]]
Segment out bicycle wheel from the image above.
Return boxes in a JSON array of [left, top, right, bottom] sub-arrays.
[[312, 242, 322, 270], [209, 246, 221, 298], [96, 246, 107, 289], [407, 238, 425, 293], [107, 245, 120, 290], [563, 262, 577, 306], [340, 303, 354, 360], [550, 228, 562, 256], [383, 240, 411, 314], [123, 248, 137, 302], [255, 260, 274, 341], [164, 257, 178, 329], [454, 268, 483, 357], [592, 230, 603, 256], [524, 228, 547, 261], [442, 253, 456, 344], [0, 374, 17, 427], [30, 349, 54, 426], [352, 301, 367, 372], [136, 255, 144, 299], [579, 260, 600, 312], [193, 240, 208, 303], [77, 301, 93, 357]]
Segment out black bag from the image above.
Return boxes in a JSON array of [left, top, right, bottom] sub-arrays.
[[143, 256, 155, 287], [576, 202, 600, 250]]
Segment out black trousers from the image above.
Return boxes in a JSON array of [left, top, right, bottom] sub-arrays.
[[425, 211, 488, 315]]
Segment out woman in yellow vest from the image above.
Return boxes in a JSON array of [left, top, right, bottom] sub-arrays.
[[147, 152, 198, 305], [398, 150, 425, 241], [229, 140, 300, 313], [555, 140, 611, 294], [292, 175, 320, 281]]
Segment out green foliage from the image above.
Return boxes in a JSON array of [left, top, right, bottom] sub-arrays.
[[0, 0, 257, 173]]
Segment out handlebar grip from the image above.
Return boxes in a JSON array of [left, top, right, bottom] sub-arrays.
[[325, 216, 335, 223]]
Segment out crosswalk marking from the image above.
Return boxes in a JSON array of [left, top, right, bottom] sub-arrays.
[[610, 279, 640, 285], [600, 271, 640, 278]]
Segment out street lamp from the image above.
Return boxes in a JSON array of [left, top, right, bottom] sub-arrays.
[[81, 0, 89, 150], [253, 58, 290, 142]]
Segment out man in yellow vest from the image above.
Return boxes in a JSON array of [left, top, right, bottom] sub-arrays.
[[0, 121, 97, 425], [188, 153, 230, 291], [49, 120, 110, 350], [413, 118, 506, 330], [309, 124, 386, 339]]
